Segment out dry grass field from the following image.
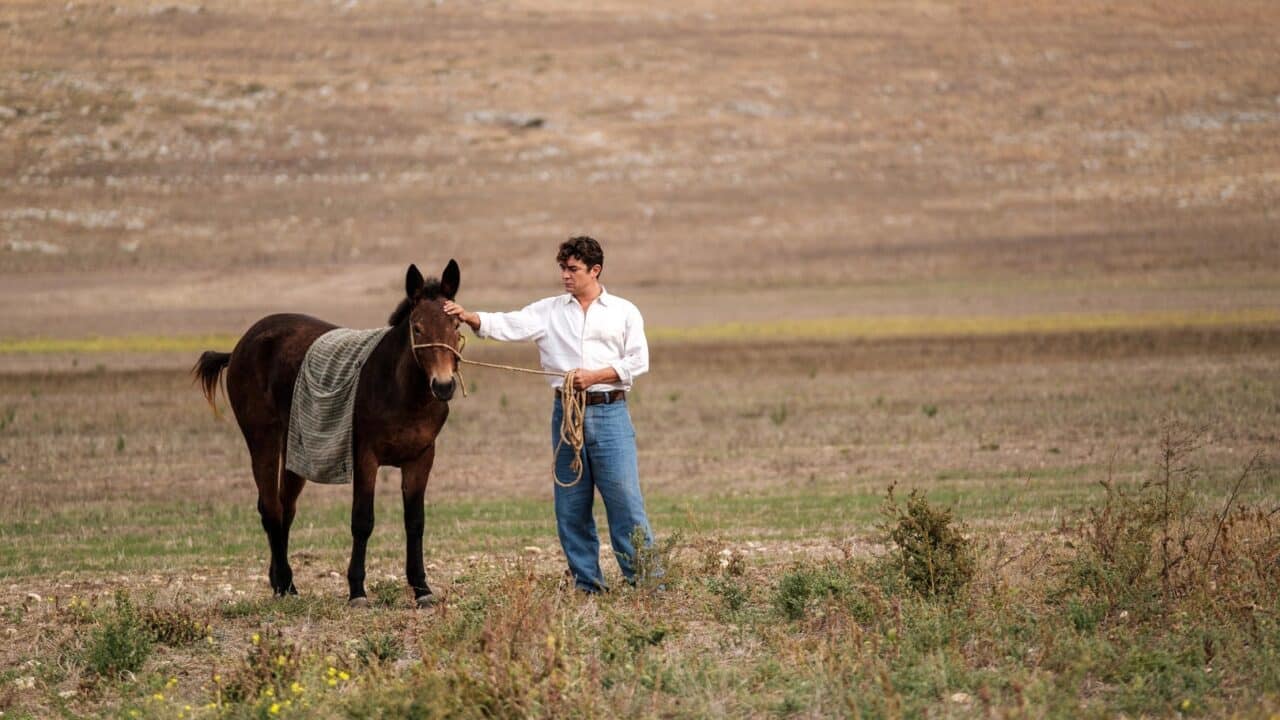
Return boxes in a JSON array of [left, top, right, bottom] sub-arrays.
[[2, 0, 1279, 717]]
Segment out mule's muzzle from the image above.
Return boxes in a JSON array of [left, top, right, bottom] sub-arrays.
[[430, 376, 457, 402]]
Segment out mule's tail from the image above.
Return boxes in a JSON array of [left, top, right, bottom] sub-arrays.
[[193, 350, 232, 417]]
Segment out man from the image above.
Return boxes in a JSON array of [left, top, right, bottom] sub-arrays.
[[443, 236, 656, 593]]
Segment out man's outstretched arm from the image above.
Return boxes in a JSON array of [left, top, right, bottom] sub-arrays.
[[443, 299, 548, 342]]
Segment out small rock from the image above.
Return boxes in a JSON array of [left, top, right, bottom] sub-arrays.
[[7, 240, 66, 255], [950, 692, 971, 704], [58, 689, 77, 698], [0, 106, 17, 119], [463, 110, 544, 129], [24, 592, 41, 603], [14, 676, 35, 689], [522, 546, 543, 556]]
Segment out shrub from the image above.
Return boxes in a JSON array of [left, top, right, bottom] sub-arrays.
[[879, 485, 975, 597]]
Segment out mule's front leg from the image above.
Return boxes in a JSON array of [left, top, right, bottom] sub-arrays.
[[402, 447, 436, 607], [346, 454, 378, 606]]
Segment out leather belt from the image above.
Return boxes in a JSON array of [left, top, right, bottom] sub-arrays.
[[557, 388, 626, 405]]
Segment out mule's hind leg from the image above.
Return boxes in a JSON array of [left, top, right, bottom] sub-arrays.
[[402, 446, 436, 607], [249, 430, 292, 597], [274, 469, 306, 596]]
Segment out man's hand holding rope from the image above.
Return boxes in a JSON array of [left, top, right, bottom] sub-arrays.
[[441, 299, 620, 487]]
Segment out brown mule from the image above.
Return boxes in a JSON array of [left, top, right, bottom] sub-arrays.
[[194, 261, 462, 607]]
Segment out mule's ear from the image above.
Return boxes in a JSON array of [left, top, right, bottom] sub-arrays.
[[405, 264, 425, 298], [440, 259, 460, 300]]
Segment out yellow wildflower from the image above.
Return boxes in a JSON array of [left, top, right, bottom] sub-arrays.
[[290, 682, 305, 695], [327, 678, 337, 688], [251, 632, 261, 645], [338, 671, 350, 681], [275, 654, 287, 667], [152, 692, 164, 702], [268, 702, 280, 715]]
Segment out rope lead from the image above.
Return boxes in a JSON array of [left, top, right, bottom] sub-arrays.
[[411, 332, 588, 487]]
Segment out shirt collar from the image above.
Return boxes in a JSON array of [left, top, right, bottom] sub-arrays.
[[562, 286, 611, 306]]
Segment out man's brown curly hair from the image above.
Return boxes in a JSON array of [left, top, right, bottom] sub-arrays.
[[556, 236, 604, 274]]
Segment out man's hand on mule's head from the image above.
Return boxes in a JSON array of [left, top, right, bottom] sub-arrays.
[[442, 301, 480, 331]]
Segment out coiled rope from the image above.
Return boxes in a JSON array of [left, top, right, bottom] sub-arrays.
[[411, 330, 588, 487]]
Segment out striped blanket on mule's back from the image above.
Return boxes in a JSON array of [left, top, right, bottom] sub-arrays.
[[286, 327, 390, 485]]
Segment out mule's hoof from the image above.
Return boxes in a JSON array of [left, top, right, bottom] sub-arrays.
[[415, 593, 437, 609], [348, 596, 369, 608]]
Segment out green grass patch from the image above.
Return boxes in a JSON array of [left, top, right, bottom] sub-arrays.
[[648, 307, 1280, 343], [2, 307, 1277, 355]]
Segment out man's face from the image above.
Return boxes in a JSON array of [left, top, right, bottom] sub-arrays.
[[559, 257, 599, 294]]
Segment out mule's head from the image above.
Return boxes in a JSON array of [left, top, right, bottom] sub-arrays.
[[401, 259, 462, 402]]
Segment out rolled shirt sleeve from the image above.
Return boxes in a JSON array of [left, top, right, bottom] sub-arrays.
[[608, 304, 649, 388]]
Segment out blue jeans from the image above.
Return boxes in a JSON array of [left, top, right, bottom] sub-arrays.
[[552, 396, 654, 592]]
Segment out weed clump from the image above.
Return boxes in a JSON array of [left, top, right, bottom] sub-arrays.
[[707, 577, 748, 615], [631, 528, 680, 590], [770, 563, 858, 620], [1056, 424, 1278, 622], [221, 629, 302, 703], [356, 633, 404, 666], [140, 600, 214, 647], [879, 485, 975, 598], [83, 591, 153, 679], [368, 579, 404, 608]]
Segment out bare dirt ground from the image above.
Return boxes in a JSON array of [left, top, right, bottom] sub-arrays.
[[1, 0, 1277, 340]]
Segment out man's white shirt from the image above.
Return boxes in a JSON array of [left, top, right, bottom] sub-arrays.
[[474, 288, 649, 392]]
